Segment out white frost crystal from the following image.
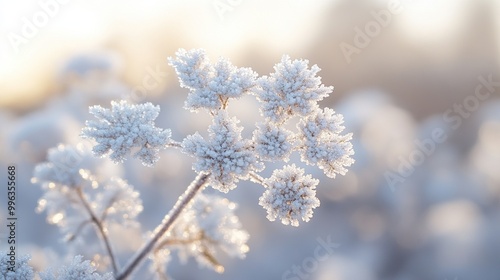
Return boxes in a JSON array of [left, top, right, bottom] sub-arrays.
[[39, 255, 113, 280], [253, 122, 294, 161], [0, 252, 34, 280], [33, 144, 84, 188], [259, 164, 320, 227], [168, 48, 257, 112], [81, 101, 170, 166], [255, 55, 332, 122], [182, 111, 263, 193], [298, 108, 355, 178]]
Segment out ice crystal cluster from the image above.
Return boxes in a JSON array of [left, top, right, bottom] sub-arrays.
[[168, 48, 354, 226], [0, 252, 34, 280], [81, 101, 171, 166], [253, 122, 293, 161], [182, 111, 263, 193], [39, 256, 113, 280], [31, 48, 354, 279], [259, 164, 320, 226], [255, 55, 332, 122], [1, 253, 111, 280], [167, 48, 257, 112], [298, 108, 355, 178]]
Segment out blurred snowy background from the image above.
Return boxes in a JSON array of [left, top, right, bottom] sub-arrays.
[[1, 0, 500, 279]]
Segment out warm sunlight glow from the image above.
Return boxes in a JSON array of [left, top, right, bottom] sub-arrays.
[[397, 0, 468, 43]]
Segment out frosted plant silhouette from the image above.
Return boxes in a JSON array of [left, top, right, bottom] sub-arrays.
[[30, 48, 354, 279]]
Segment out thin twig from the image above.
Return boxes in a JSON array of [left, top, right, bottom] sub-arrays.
[[116, 172, 211, 280], [155, 235, 203, 249], [99, 192, 121, 222], [66, 219, 92, 242], [249, 171, 265, 186], [76, 187, 119, 275], [165, 140, 183, 149]]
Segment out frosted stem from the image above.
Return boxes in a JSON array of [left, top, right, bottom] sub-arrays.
[[76, 187, 119, 275], [116, 172, 211, 280], [249, 171, 265, 186]]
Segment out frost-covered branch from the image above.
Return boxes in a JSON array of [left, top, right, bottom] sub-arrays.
[[32, 144, 143, 276], [32, 48, 355, 279], [116, 172, 211, 280], [153, 193, 249, 275]]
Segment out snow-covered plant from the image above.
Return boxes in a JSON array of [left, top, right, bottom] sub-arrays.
[[32, 144, 143, 275], [32, 48, 354, 279], [0, 252, 111, 280], [39, 256, 114, 280], [0, 252, 34, 280]]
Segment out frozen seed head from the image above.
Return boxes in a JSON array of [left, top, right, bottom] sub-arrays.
[[253, 122, 294, 162], [298, 108, 355, 178], [255, 55, 332, 122], [259, 164, 320, 227], [0, 252, 34, 280], [39, 255, 113, 280], [209, 58, 257, 99], [168, 48, 211, 90], [168, 48, 257, 112], [33, 144, 84, 188], [182, 111, 263, 193], [81, 100, 170, 166]]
